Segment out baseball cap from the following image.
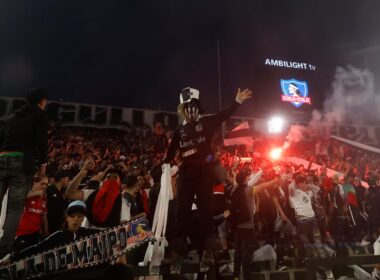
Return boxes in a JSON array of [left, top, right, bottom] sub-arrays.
[[67, 200, 86, 216]]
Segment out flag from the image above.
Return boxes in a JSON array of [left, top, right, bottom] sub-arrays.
[[224, 121, 252, 146], [343, 183, 359, 208], [141, 164, 173, 279]]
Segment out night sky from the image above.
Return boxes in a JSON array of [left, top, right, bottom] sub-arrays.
[[1, 1, 379, 118]]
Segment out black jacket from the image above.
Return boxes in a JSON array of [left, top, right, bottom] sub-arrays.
[[46, 185, 68, 233], [367, 186, 380, 227], [230, 183, 256, 229], [0, 104, 48, 172]]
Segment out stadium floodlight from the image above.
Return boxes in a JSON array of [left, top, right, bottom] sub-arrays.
[[268, 116, 284, 134], [270, 148, 282, 161]]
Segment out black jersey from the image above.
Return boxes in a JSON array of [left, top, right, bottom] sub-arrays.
[[165, 101, 240, 163]]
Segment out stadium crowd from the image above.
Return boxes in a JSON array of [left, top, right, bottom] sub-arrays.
[[0, 119, 379, 279]]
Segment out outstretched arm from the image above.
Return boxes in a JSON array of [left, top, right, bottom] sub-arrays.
[[208, 88, 252, 127], [247, 169, 263, 187], [252, 177, 284, 195], [65, 159, 94, 200]]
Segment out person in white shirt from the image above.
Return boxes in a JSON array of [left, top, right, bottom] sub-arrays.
[[289, 175, 321, 260]]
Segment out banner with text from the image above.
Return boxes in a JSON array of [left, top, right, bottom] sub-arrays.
[[0, 215, 154, 280]]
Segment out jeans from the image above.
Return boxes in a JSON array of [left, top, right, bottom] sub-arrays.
[[330, 216, 349, 257], [0, 156, 33, 258], [297, 218, 317, 244], [296, 218, 323, 259], [233, 227, 256, 279]]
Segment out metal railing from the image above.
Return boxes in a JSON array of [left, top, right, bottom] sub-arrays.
[[305, 255, 380, 280], [131, 263, 216, 279]]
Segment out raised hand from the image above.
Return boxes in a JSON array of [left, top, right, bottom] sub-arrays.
[[82, 159, 95, 171], [236, 88, 252, 104]]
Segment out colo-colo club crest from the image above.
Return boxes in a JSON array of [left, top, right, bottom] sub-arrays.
[[280, 79, 311, 108]]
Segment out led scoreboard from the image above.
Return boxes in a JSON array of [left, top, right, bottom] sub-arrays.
[[251, 54, 326, 122]]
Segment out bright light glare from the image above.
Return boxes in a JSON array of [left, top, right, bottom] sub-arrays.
[[270, 148, 282, 160], [268, 117, 284, 133]]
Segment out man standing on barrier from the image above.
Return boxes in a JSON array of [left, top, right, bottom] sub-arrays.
[[0, 88, 48, 260], [164, 87, 252, 264]]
